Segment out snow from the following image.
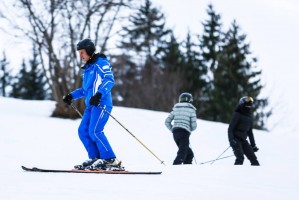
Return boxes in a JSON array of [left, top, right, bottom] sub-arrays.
[[1, 97, 299, 200]]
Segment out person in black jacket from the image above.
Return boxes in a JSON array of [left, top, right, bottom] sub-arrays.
[[228, 96, 260, 166]]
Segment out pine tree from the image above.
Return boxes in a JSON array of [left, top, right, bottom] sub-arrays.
[[0, 52, 11, 97], [197, 4, 224, 118], [209, 20, 270, 128], [120, 0, 170, 60], [10, 60, 27, 98], [184, 31, 209, 115], [110, 53, 140, 107], [114, 0, 171, 109], [158, 32, 185, 73], [185, 32, 209, 94], [200, 4, 223, 75], [27, 46, 48, 100], [154, 31, 186, 108], [10, 45, 48, 100]]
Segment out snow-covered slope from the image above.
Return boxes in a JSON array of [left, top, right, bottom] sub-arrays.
[[0, 97, 298, 200]]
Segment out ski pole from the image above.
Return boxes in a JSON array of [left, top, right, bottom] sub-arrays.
[[70, 103, 166, 165], [210, 146, 231, 165], [199, 155, 234, 165], [70, 103, 83, 118], [98, 105, 166, 166]]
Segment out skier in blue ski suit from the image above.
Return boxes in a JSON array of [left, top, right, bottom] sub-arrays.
[[63, 39, 116, 165]]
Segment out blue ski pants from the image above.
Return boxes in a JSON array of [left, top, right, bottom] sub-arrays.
[[78, 105, 116, 160]]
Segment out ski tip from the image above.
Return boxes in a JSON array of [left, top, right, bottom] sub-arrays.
[[22, 165, 33, 171]]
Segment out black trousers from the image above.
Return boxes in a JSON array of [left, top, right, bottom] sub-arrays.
[[233, 139, 260, 166], [172, 128, 194, 165]]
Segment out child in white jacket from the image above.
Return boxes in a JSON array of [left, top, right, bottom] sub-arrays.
[[165, 93, 197, 165]]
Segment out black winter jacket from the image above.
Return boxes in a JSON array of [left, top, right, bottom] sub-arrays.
[[228, 108, 256, 147]]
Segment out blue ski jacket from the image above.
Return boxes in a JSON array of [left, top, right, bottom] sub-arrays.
[[71, 53, 114, 107]]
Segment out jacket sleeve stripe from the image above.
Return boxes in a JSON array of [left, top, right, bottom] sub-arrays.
[[93, 73, 102, 95]]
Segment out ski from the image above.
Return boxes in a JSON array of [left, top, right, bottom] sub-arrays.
[[21, 166, 162, 175]]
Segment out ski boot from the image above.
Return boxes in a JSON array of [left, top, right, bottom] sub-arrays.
[[74, 158, 98, 170], [87, 158, 125, 171], [104, 158, 125, 171]]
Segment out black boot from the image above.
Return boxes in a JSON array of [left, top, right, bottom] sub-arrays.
[[74, 158, 98, 170], [251, 160, 260, 166]]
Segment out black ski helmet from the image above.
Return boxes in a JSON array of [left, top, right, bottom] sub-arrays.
[[179, 92, 193, 103], [239, 96, 254, 108], [77, 38, 96, 56]]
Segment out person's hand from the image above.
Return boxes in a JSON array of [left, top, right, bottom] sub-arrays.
[[252, 145, 259, 152], [89, 93, 102, 106], [62, 94, 72, 105]]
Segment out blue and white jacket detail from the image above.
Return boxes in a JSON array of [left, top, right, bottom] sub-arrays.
[[71, 54, 114, 107]]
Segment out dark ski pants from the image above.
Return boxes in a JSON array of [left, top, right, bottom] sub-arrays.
[[172, 128, 194, 165], [232, 139, 259, 166]]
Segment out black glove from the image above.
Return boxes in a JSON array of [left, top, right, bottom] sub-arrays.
[[89, 93, 102, 106], [252, 145, 259, 152], [62, 93, 72, 105], [229, 139, 238, 149]]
